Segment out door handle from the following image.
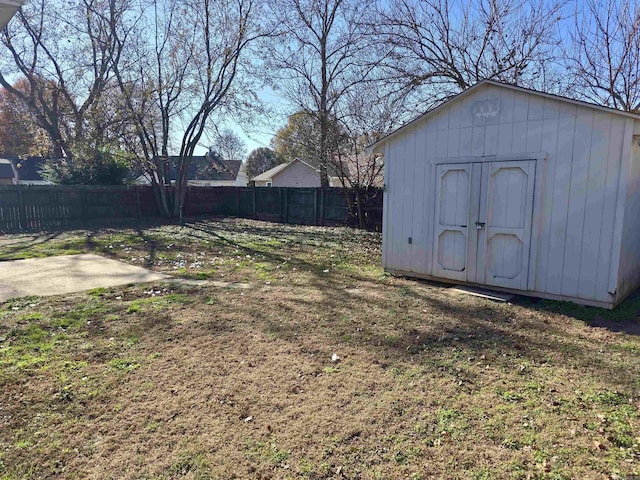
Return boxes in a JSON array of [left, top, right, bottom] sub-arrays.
[[475, 221, 485, 229]]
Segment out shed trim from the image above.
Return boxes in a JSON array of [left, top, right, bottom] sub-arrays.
[[608, 118, 635, 296], [430, 151, 548, 165], [370, 80, 640, 154]]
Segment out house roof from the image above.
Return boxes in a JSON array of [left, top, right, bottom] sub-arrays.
[[12, 157, 47, 181], [370, 79, 640, 153], [0, 158, 16, 179], [251, 159, 318, 182], [148, 156, 242, 181], [0, 0, 24, 30]]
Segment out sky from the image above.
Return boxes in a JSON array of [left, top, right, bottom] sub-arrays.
[[194, 87, 291, 158]]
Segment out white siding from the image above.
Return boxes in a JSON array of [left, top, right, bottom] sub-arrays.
[[381, 83, 638, 307], [271, 161, 320, 188]]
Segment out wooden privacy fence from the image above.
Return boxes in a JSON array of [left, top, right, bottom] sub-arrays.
[[0, 185, 158, 232], [0, 185, 382, 233]]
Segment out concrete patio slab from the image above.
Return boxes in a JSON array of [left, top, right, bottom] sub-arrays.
[[0, 254, 170, 302]]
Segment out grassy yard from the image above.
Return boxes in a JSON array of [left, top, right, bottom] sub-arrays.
[[1, 217, 639, 479]]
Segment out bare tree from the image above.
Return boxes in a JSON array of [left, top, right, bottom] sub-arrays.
[[209, 129, 247, 162], [378, 0, 565, 110], [0, 0, 127, 159], [328, 82, 396, 229], [565, 0, 640, 112], [265, 0, 384, 187], [244, 147, 282, 179], [111, 0, 268, 218]]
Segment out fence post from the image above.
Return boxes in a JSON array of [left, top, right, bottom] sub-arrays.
[[252, 187, 257, 219], [284, 188, 288, 224], [136, 187, 141, 224], [313, 189, 318, 226], [320, 188, 325, 226], [82, 189, 89, 224], [16, 185, 26, 230], [278, 188, 283, 223], [235, 188, 240, 217]]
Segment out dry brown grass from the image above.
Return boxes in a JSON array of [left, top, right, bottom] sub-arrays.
[[1, 217, 639, 479]]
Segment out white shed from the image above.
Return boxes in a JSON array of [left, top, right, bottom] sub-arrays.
[[371, 80, 640, 309]]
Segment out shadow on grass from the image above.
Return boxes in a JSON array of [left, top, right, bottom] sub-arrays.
[[0, 232, 64, 259], [310, 284, 637, 389], [395, 275, 640, 336], [517, 292, 640, 335], [3, 216, 639, 393]]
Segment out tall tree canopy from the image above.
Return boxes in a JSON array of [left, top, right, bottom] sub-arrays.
[[376, 0, 565, 111], [265, 0, 383, 186], [0, 0, 128, 160], [244, 147, 283, 179], [565, 0, 640, 112], [0, 80, 52, 158], [209, 129, 248, 162], [110, 0, 268, 216], [272, 111, 345, 165]]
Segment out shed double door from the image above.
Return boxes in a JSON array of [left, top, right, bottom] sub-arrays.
[[433, 160, 535, 290]]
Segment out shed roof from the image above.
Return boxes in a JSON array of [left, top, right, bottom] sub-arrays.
[[371, 79, 640, 153]]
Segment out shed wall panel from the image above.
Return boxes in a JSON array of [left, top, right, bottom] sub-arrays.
[[534, 103, 560, 292], [401, 130, 417, 272], [385, 137, 404, 271], [577, 112, 612, 300], [381, 142, 390, 267], [595, 116, 626, 302], [616, 123, 640, 300], [411, 127, 429, 272], [542, 112, 576, 294], [561, 107, 594, 298]]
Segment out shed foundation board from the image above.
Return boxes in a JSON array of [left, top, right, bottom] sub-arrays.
[[386, 269, 617, 309], [0, 254, 170, 302], [448, 286, 514, 302]]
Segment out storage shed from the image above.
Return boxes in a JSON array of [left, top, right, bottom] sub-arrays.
[[371, 80, 640, 308]]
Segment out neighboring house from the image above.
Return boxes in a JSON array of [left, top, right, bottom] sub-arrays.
[[252, 158, 341, 187], [370, 79, 640, 309], [12, 157, 53, 185], [331, 154, 384, 188], [0, 0, 25, 29], [234, 161, 249, 187], [135, 155, 247, 187], [0, 158, 17, 185]]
